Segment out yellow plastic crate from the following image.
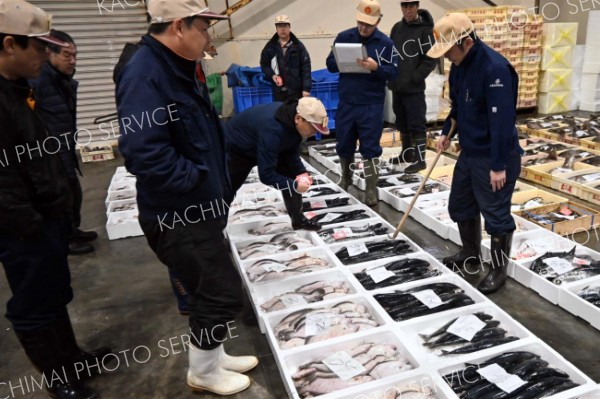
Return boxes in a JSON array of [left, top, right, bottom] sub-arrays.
[[539, 69, 572, 92]]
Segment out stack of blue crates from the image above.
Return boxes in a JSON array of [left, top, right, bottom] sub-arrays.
[[232, 82, 339, 140]]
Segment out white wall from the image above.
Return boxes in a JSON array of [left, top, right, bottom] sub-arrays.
[[205, 0, 536, 115]]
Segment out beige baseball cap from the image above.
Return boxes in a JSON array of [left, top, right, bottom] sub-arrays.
[[400, 0, 419, 3], [147, 0, 228, 24], [427, 12, 475, 59], [297, 97, 330, 135], [0, 0, 69, 47], [274, 15, 290, 25], [356, 0, 382, 25]]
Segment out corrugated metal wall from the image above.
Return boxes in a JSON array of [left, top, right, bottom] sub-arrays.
[[30, 1, 148, 143]]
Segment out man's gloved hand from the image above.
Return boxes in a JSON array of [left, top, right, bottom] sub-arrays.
[[295, 172, 312, 193]]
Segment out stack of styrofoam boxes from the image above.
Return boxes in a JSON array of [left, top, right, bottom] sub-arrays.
[[572, 44, 586, 108], [105, 166, 143, 240], [538, 22, 579, 114], [580, 10, 600, 112], [519, 13, 543, 109]]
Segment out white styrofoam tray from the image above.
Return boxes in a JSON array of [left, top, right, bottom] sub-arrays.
[[265, 294, 390, 352], [348, 251, 454, 291], [418, 208, 454, 240], [114, 166, 128, 174], [369, 274, 490, 325], [395, 303, 533, 366], [105, 210, 143, 240], [225, 219, 294, 241], [232, 230, 320, 263], [302, 193, 360, 214], [304, 205, 380, 228], [110, 173, 136, 185], [376, 174, 426, 197], [105, 189, 136, 206], [402, 191, 450, 227], [229, 188, 283, 211], [437, 341, 595, 398], [228, 201, 288, 225], [108, 180, 136, 193], [106, 198, 138, 216], [277, 328, 421, 399], [315, 217, 395, 247], [558, 275, 600, 331], [328, 234, 422, 268], [332, 372, 452, 399], [303, 183, 344, 199]]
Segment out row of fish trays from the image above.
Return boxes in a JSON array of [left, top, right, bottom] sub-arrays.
[[105, 166, 143, 240], [519, 161, 594, 190], [426, 130, 462, 157]]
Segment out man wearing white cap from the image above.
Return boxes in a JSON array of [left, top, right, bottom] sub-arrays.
[[0, 1, 112, 398], [260, 15, 312, 102], [326, 0, 399, 206], [427, 13, 523, 295], [116, 0, 257, 395], [225, 97, 330, 230]]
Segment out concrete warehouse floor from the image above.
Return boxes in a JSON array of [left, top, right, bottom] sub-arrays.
[[0, 151, 598, 399]]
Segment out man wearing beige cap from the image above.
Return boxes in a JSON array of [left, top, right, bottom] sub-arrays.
[[225, 97, 329, 230], [427, 13, 523, 295], [0, 1, 112, 399], [260, 15, 312, 102], [116, 0, 257, 395], [326, 0, 399, 206]]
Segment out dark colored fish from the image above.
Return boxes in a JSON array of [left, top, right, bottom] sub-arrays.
[[302, 197, 351, 211], [440, 336, 519, 356]]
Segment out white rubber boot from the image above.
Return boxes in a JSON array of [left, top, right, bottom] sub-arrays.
[[218, 345, 259, 373], [187, 344, 251, 395]]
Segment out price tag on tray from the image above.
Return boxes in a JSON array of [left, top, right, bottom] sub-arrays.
[[411, 289, 443, 308], [280, 294, 308, 308], [320, 213, 343, 223], [367, 267, 395, 284], [346, 242, 369, 257], [477, 364, 527, 393], [542, 257, 574, 275], [322, 351, 367, 381], [309, 200, 327, 209], [447, 314, 487, 341], [305, 313, 333, 337], [332, 228, 353, 240]]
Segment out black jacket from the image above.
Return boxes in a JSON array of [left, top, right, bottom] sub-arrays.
[[0, 76, 70, 239], [260, 32, 312, 97], [30, 63, 80, 178], [387, 9, 438, 94]]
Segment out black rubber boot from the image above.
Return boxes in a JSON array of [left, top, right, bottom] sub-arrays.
[[283, 191, 321, 231], [478, 232, 513, 295], [404, 136, 427, 173], [442, 218, 482, 268], [68, 241, 94, 255], [339, 157, 354, 191], [400, 133, 414, 164], [363, 158, 379, 206], [15, 324, 100, 399]]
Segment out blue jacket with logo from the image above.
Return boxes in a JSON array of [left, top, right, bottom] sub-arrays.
[[116, 35, 232, 223], [326, 27, 399, 104], [225, 101, 305, 191], [442, 40, 522, 171]]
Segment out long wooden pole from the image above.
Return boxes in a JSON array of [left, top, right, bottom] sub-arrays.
[[392, 119, 457, 239]]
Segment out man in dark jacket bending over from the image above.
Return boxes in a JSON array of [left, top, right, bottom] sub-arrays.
[[226, 97, 329, 230]]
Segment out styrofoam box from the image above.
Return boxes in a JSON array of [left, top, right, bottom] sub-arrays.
[[106, 210, 143, 240], [320, 155, 341, 174], [554, 386, 600, 399], [106, 199, 137, 216], [225, 218, 294, 241], [233, 230, 320, 263], [385, 181, 451, 211], [315, 217, 394, 247], [538, 91, 577, 114], [334, 373, 451, 399], [228, 201, 288, 225], [369, 274, 490, 325], [265, 294, 390, 351], [328, 234, 421, 268], [379, 184, 418, 212], [348, 251, 454, 291], [277, 328, 421, 399], [105, 189, 136, 206], [418, 208, 453, 240], [580, 101, 600, 112], [303, 183, 343, 199], [108, 180, 136, 193], [304, 205, 380, 228], [251, 269, 361, 334], [541, 46, 574, 70], [397, 303, 533, 366], [560, 276, 600, 331], [308, 142, 336, 165], [539, 69, 573, 92], [437, 341, 595, 396], [229, 187, 283, 211], [402, 191, 450, 229], [376, 174, 426, 197], [110, 174, 136, 185], [115, 166, 128, 174], [583, 63, 600, 74], [303, 193, 361, 212], [582, 73, 600, 90], [543, 23, 578, 48]]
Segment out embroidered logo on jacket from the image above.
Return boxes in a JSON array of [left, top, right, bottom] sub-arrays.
[[489, 79, 504, 88]]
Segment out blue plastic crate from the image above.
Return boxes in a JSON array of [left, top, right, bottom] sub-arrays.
[[232, 86, 273, 114], [311, 82, 339, 131]]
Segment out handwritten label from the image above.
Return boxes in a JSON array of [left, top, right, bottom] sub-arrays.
[[367, 267, 396, 284], [310, 200, 327, 209], [261, 263, 288, 273], [280, 294, 308, 308], [305, 211, 318, 220], [447, 315, 487, 341], [332, 228, 353, 240], [542, 257, 575, 275], [322, 351, 367, 381], [526, 238, 555, 255], [305, 313, 332, 337], [320, 213, 343, 223], [347, 242, 369, 257], [477, 364, 527, 393], [540, 122, 553, 128], [411, 289, 443, 308]]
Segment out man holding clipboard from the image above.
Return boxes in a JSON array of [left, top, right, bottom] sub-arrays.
[[326, 0, 399, 206]]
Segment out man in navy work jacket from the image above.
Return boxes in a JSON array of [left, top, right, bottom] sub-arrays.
[[326, 0, 399, 206], [30, 29, 98, 256], [260, 15, 312, 102], [116, 0, 257, 395], [428, 13, 523, 294], [0, 2, 112, 398], [226, 97, 330, 230]]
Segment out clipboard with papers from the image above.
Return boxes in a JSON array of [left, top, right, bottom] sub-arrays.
[[332, 43, 370, 74]]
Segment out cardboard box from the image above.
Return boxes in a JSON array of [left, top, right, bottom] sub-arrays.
[[514, 201, 600, 236], [511, 189, 568, 212], [80, 144, 114, 163]]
